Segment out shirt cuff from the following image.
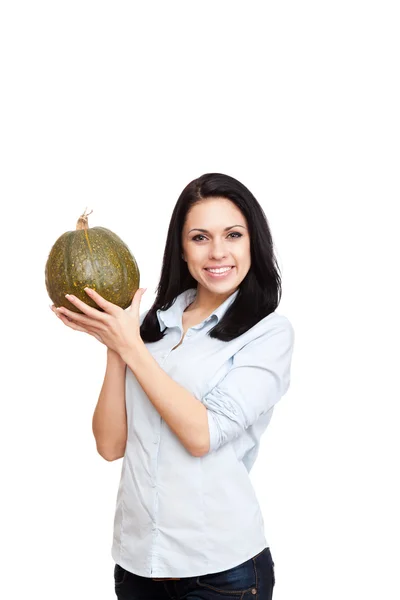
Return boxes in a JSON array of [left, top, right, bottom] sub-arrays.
[[206, 409, 220, 454]]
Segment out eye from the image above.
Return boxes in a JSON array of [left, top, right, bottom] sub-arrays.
[[192, 232, 243, 242]]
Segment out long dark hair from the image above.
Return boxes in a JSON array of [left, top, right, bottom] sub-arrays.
[[140, 172, 282, 343]]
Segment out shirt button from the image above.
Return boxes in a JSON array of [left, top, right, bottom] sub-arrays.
[[153, 438, 159, 444]]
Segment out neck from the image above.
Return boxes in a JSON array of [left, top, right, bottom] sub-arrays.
[[187, 287, 236, 314]]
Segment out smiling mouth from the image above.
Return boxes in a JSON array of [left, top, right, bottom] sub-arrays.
[[204, 266, 235, 277], [204, 266, 234, 270]]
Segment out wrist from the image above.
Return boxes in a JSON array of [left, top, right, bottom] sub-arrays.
[[119, 340, 144, 366], [107, 347, 125, 363]]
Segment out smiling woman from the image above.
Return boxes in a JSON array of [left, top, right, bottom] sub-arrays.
[[51, 172, 293, 600], [103, 173, 293, 599]]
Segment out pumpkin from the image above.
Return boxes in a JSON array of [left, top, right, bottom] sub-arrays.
[[45, 208, 140, 314]]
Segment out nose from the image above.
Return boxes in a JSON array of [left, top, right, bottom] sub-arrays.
[[209, 240, 229, 260]]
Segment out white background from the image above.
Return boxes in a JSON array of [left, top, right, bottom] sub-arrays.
[[1, 1, 399, 598]]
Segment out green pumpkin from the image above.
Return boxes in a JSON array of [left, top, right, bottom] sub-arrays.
[[45, 208, 140, 314]]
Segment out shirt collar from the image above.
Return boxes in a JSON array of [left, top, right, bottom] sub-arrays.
[[156, 287, 239, 330]]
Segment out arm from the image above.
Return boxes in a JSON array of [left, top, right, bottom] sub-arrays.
[[121, 321, 294, 458], [121, 343, 209, 457], [92, 308, 150, 461], [120, 315, 293, 458], [201, 322, 295, 453], [92, 348, 128, 461]]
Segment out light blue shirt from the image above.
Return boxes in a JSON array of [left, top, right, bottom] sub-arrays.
[[111, 287, 295, 578]]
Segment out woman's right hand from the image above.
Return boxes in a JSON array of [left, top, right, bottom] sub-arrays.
[[50, 304, 105, 345]]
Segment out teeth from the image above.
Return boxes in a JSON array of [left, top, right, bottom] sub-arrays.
[[206, 267, 232, 273]]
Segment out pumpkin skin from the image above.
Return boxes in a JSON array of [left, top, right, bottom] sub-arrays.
[[45, 209, 140, 314]]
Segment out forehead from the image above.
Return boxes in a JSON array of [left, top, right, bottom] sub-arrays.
[[184, 198, 245, 227]]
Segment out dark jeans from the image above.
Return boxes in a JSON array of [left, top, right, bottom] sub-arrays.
[[114, 546, 275, 599]]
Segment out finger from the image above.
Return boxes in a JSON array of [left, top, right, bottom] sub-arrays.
[[55, 309, 92, 334], [56, 310, 103, 342], [83, 288, 120, 315], [56, 305, 103, 330], [128, 287, 147, 310], [64, 293, 110, 321]]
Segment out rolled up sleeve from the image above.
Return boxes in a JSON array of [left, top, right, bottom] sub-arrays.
[[201, 322, 295, 454]]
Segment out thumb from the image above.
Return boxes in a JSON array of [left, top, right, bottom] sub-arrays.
[[129, 287, 147, 309]]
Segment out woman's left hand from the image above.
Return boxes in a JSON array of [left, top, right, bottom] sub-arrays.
[[53, 287, 147, 356]]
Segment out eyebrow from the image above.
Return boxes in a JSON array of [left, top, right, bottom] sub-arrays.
[[188, 225, 247, 234]]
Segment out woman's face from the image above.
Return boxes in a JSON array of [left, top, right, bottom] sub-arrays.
[[181, 197, 251, 300]]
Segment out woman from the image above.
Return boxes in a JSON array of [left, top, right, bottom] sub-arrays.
[[51, 172, 295, 599]]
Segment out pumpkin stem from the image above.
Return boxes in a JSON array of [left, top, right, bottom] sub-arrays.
[[76, 207, 93, 230]]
